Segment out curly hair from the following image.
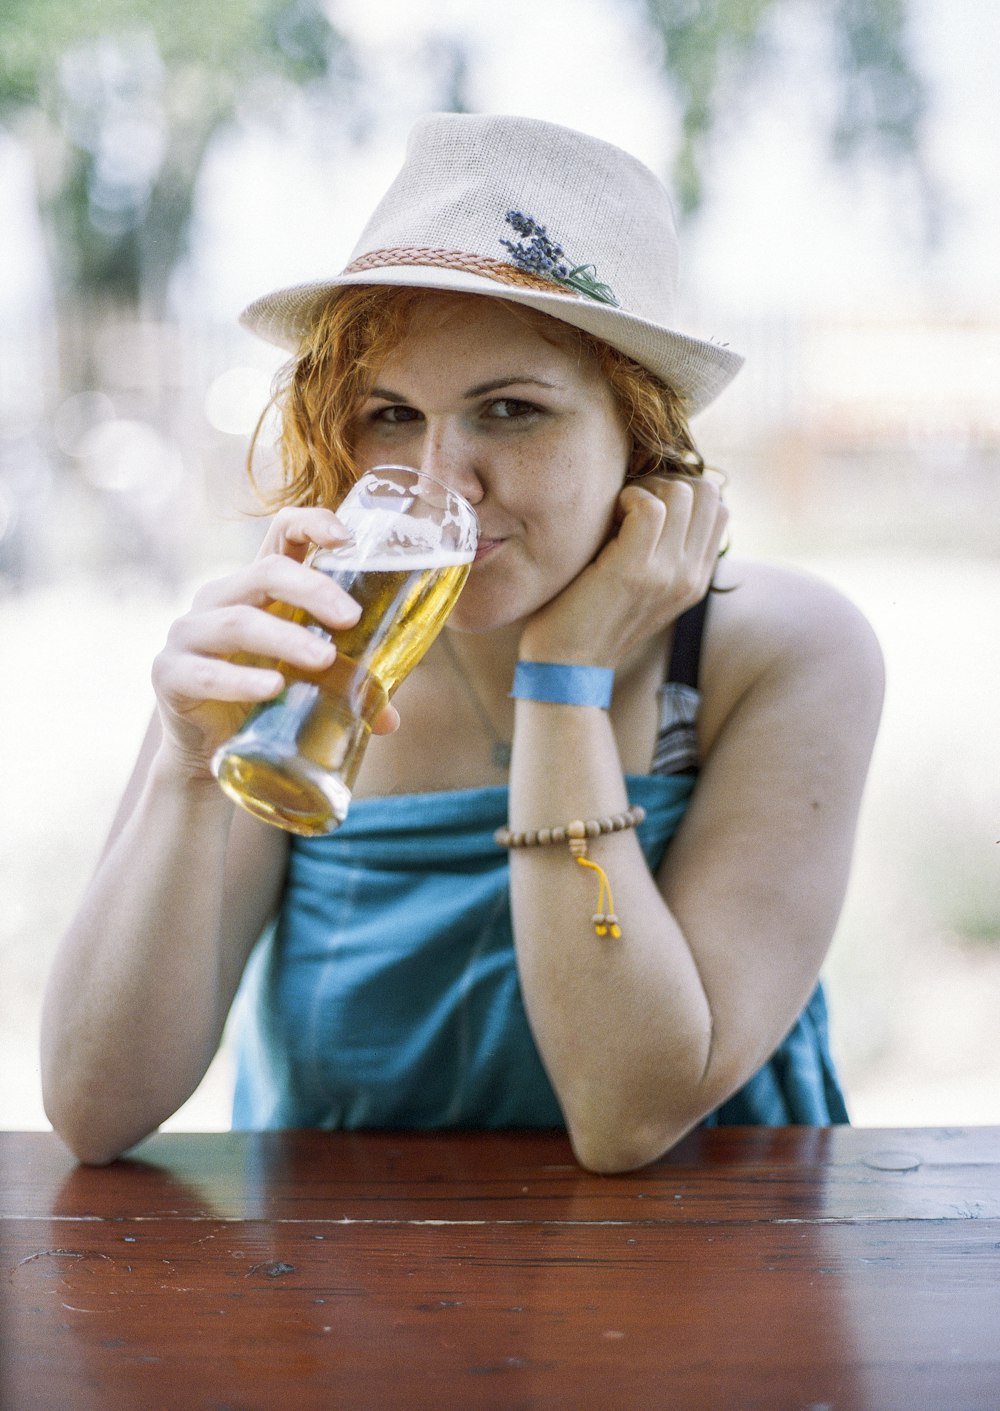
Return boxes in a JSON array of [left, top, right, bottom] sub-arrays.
[[249, 286, 710, 509]]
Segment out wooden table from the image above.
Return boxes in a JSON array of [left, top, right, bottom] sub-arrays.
[[2, 1126, 999, 1410]]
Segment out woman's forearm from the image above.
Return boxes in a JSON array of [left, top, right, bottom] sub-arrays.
[[507, 699, 712, 1173], [40, 757, 250, 1164]]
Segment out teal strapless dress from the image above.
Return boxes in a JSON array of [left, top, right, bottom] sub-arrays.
[[231, 772, 848, 1132]]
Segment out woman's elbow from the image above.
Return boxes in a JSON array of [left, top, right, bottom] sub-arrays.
[[568, 1117, 694, 1175], [42, 1081, 146, 1167], [63, 1138, 126, 1168], [45, 1109, 128, 1166]]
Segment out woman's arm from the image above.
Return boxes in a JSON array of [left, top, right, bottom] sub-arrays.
[[508, 483, 883, 1173], [41, 728, 286, 1165], [40, 507, 388, 1164]]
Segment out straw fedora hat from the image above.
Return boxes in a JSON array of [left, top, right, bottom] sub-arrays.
[[240, 113, 743, 414]]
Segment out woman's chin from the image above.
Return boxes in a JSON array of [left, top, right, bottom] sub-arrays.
[[446, 590, 527, 638]]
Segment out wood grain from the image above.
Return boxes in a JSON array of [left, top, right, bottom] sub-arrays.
[[3, 1127, 999, 1410]]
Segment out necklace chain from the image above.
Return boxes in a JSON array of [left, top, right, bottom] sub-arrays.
[[441, 634, 512, 770]]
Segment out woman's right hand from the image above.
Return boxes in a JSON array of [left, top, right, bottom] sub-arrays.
[[150, 506, 397, 781]]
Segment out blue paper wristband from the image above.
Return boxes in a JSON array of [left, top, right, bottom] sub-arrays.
[[511, 661, 614, 709]]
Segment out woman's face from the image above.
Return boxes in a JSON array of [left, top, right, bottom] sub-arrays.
[[349, 293, 630, 632]]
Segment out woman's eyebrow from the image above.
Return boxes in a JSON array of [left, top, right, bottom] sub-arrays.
[[464, 376, 558, 398], [367, 376, 559, 404]]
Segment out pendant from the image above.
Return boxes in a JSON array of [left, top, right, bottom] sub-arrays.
[[492, 741, 512, 770]]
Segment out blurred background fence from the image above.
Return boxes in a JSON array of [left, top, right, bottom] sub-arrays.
[[2, 0, 998, 1132]]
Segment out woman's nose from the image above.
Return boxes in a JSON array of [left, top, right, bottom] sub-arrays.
[[417, 423, 485, 504]]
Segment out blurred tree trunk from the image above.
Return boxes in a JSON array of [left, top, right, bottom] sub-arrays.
[[639, 0, 932, 223]]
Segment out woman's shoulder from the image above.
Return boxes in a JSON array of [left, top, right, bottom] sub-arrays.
[[710, 556, 881, 650], [697, 556, 884, 752]]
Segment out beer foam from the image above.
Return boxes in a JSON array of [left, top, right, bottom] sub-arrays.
[[311, 546, 473, 573], [376, 508, 436, 545], [340, 503, 476, 556]]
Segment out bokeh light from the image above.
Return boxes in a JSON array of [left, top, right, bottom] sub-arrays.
[[204, 366, 274, 436]]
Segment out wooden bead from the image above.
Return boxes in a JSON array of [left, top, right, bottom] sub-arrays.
[[585, 819, 602, 838], [566, 820, 587, 840], [537, 828, 552, 846]]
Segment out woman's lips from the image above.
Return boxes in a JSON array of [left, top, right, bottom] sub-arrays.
[[473, 538, 504, 563]]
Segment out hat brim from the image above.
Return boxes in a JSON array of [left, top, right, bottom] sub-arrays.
[[239, 266, 743, 417]]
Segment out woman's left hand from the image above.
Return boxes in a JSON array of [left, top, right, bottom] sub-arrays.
[[518, 474, 728, 667]]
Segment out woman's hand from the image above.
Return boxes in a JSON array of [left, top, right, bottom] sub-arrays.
[[518, 474, 728, 667], [150, 506, 399, 780]]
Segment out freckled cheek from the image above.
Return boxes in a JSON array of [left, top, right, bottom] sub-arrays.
[[525, 514, 609, 592], [529, 464, 623, 549]]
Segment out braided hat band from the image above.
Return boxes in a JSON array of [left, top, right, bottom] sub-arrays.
[[343, 246, 577, 295]]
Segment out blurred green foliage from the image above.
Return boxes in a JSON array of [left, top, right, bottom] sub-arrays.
[[921, 829, 1000, 949], [0, 0, 336, 96], [641, 0, 930, 219], [0, 0, 357, 309]]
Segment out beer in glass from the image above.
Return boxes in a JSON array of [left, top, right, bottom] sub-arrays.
[[211, 466, 478, 835]]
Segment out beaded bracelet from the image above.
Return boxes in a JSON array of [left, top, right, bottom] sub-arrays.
[[495, 805, 646, 938]]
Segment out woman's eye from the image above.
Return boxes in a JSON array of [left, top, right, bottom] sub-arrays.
[[373, 404, 421, 425], [487, 398, 539, 420]]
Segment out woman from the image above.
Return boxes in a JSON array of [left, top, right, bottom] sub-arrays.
[[41, 114, 883, 1171]]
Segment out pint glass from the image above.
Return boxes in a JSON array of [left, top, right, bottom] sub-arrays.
[[212, 466, 478, 835]]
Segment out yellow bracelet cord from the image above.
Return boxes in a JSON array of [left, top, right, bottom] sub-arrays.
[[570, 846, 621, 938]]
